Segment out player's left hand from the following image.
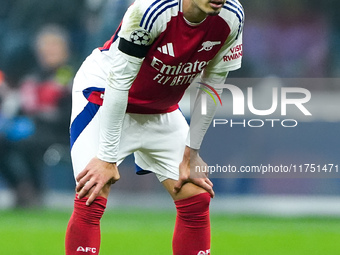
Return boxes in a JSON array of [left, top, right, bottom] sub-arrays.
[[174, 146, 215, 198]]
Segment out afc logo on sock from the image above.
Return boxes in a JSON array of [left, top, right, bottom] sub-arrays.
[[197, 249, 211, 255], [77, 246, 97, 253]]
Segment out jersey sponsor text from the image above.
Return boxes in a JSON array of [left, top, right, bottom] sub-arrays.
[[223, 44, 243, 62], [151, 56, 210, 86]]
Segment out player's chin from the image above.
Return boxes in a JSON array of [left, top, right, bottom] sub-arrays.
[[206, 10, 221, 16], [206, 7, 222, 16]]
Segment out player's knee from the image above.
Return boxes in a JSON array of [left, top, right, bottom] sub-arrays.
[[73, 196, 107, 225], [175, 192, 210, 226]]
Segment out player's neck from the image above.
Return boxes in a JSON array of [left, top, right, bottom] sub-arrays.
[[183, 0, 207, 23]]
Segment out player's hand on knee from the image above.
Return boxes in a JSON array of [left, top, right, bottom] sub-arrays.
[[76, 157, 120, 205], [174, 147, 215, 198]]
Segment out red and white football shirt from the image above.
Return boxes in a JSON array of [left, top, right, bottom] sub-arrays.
[[99, 0, 244, 114]]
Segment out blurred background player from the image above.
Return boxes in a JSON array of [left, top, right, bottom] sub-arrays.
[[0, 24, 74, 207], [65, 0, 244, 255]]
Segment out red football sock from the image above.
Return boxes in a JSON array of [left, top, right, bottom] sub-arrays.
[[65, 195, 107, 255], [173, 192, 211, 255]]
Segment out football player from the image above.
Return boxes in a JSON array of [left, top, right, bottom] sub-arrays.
[[66, 0, 244, 254]]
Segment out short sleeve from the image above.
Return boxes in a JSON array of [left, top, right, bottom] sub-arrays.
[[117, 0, 178, 58]]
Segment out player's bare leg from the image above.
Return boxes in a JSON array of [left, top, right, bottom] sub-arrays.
[[163, 179, 208, 200], [163, 180, 212, 255]]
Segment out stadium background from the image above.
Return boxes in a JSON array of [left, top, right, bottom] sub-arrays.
[[0, 0, 340, 254]]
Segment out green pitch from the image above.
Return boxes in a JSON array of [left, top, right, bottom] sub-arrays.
[[1, 209, 340, 254]]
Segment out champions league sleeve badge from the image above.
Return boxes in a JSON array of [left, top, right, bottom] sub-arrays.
[[130, 29, 151, 46]]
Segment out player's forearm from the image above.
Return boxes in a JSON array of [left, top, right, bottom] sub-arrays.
[[97, 49, 143, 163], [97, 86, 128, 163], [186, 72, 227, 150], [186, 89, 219, 150]]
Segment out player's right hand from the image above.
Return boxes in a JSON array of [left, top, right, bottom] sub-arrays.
[[76, 157, 120, 205]]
